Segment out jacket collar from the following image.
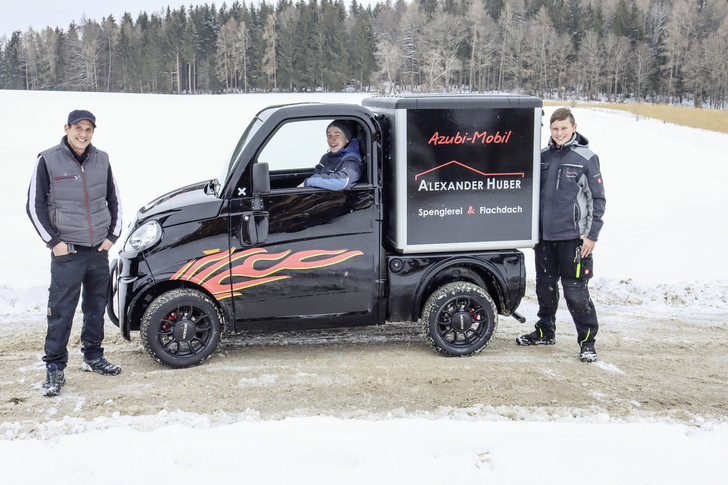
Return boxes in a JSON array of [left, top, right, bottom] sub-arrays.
[[62, 135, 95, 163]]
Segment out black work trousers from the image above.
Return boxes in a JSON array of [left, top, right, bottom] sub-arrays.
[[534, 239, 598, 347], [44, 245, 109, 370]]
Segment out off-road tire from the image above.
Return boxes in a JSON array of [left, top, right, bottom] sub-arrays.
[[140, 289, 222, 368], [421, 282, 498, 357]]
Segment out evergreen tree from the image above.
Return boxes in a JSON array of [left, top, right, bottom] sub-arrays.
[[293, 0, 319, 89], [117, 13, 140, 92], [318, 0, 349, 90], [348, 2, 377, 91], [190, 3, 221, 92], [612, 0, 644, 42], [37, 27, 64, 89], [276, 2, 300, 90]]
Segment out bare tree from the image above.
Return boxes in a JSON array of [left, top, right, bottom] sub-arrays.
[[632, 42, 655, 101], [497, 0, 526, 92], [375, 38, 402, 93], [101, 17, 118, 92], [469, 11, 498, 92], [684, 30, 728, 108], [37, 27, 63, 89], [64, 20, 104, 91], [20, 31, 39, 90], [529, 7, 557, 96], [580, 30, 603, 99], [644, 0, 670, 50], [603, 33, 630, 101], [662, 0, 700, 102], [422, 10, 465, 92], [398, 2, 426, 91], [215, 17, 250, 92], [182, 18, 198, 93], [261, 11, 277, 91]]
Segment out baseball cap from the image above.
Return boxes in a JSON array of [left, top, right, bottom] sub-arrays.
[[67, 109, 97, 128]]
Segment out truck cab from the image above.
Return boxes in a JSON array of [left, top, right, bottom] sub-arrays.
[[109, 94, 542, 368]]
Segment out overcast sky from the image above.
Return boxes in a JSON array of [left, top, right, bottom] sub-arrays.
[[0, 0, 383, 39], [0, 0, 194, 38]]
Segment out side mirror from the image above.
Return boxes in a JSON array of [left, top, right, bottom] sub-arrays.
[[253, 162, 270, 194], [203, 179, 220, 196]]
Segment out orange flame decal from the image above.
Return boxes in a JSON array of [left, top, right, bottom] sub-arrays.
[[171, 247, 363, 299]]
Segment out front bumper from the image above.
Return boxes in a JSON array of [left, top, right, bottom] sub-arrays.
[[107, 254, 149, 340]]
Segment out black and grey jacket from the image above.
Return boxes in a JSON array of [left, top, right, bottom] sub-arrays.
[[27, 137, 122, 249], [539, 132, 606, 242]]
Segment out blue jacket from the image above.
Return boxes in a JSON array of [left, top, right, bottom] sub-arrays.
[[539, 132, 605, 242], [304, 138, 363, 191]]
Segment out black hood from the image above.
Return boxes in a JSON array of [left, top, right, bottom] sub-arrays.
[[137, 180, 223, 226]]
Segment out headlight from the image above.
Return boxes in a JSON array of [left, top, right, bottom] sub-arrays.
[[124, 221, 162, 252]]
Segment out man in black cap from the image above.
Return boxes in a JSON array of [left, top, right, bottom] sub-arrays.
[[27, 109, 123, 396], [303, 119, 363, 190]]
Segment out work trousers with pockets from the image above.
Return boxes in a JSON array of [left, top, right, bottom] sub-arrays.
[[44, 245, 109, 370], [534, 238, 598, 347]]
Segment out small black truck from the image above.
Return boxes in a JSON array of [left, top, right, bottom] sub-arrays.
[[108, 94, 543, 367]]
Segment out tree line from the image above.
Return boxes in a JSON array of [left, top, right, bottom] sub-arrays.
[[1, 0, 726, 107]]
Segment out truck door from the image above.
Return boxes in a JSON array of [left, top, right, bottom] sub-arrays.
[[228, 118, 381, 330]]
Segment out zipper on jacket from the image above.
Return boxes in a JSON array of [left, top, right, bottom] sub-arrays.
[[556, 167, 561, 190], [80, 164, 94, 246]]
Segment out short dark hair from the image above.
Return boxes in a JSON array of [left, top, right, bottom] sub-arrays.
[[550, 107, 575, 126]]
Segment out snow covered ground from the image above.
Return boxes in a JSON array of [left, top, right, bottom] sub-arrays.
[[0, 90, 726, 483]]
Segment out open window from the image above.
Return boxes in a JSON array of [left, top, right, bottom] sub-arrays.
[[256, 118, 368, 190]]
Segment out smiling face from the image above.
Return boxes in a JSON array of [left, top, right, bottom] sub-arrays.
[[550, 118, 577, 148], [64, 120, 94, 155], [327, 126, 349, 153]]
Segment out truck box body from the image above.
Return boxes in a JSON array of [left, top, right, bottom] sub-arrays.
[[363, 95, 542, 253]]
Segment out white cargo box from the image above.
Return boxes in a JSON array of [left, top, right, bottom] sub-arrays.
[[362, 94, 543, 254]]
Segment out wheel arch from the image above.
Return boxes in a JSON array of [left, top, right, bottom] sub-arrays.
[[126, 278, 233, 336], [413, 259, 508, 321]]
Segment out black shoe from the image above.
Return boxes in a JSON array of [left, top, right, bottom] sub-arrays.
[[42, 363, 66, 397], [516, 329, 555, 346], [580, 344, 597, 363], [82, 356, 121, 376]]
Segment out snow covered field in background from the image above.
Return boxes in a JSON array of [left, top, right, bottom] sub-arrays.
[[0, 90, 726, 483]]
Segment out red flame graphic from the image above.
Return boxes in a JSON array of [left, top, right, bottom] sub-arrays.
[[171, 247, 364, 299]]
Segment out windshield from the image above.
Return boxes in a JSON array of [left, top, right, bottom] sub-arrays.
[[215, 115, 264, 191]]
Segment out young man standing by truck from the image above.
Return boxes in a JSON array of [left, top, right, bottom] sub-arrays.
[[517, 108, 606, 362]]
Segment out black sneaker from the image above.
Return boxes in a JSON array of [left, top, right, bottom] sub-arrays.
[[516, 329, 555, 346], [42, 363, 66, 397], [82, 356, 121, 376], [580, 344, 597, 363]]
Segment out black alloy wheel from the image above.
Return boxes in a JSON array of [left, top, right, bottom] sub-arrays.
[[421, 281, 498, 357], [140, 289, 222, 368]]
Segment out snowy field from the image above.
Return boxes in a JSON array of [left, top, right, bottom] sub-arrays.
[[0, 90, 726, 483]]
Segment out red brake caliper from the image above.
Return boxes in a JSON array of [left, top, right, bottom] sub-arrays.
[[161, 312, 178, 332]]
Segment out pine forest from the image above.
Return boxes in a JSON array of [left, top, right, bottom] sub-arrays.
[[1, 0, 726, 108]]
